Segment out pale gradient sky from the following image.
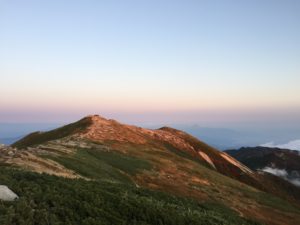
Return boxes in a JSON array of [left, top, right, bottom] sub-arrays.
[[0, 0, 300, 126]]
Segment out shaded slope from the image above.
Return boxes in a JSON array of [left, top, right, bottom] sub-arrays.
[[12, 116, 93, 149]]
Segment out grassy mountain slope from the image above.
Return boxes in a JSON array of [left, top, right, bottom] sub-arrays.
[[12, 116, 93, 149], [0, 167, 261, 225], [4, 115, 300, 225], [12, 115, 256, 184]]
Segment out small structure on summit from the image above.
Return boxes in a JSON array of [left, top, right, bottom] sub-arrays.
[[0, 185, 19, 201]]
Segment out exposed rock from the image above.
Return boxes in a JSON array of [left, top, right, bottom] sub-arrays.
[[0, 185, 18, 201], [8, 151, 14, 156], [198, 151, 216, 169]]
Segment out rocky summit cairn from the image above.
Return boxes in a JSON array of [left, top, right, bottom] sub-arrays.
[[0, 185, 18, 201]]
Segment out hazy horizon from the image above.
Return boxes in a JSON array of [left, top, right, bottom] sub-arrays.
[[1, 115, 300, 150]]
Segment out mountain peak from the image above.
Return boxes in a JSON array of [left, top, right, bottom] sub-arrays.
[[84, 114, 107, 122], [85, 114, 101, 119], [12, 115, 255, 181], [83, 114, 121, 125]]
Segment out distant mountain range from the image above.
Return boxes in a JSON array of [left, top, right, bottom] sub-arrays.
[[1, 115, 300, 225], [225, 147, 300, 186]]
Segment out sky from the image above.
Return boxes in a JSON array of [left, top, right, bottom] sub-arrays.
[[0, 0, 300, 129]]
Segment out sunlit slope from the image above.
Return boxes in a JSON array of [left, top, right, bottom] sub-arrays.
[[12, 115, 254, 180]]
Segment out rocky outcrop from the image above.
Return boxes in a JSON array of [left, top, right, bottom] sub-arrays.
[[0, 185, 18, 201]]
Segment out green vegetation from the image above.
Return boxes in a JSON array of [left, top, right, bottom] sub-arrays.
[[12, 117, 92, 149], [252, 192, 300, 215], [0, 167, 261, 225], [45, 148, 152, 183]]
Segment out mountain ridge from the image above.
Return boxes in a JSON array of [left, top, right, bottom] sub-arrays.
[[12, 115, 255, 181]]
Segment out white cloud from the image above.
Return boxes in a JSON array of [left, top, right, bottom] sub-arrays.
[[262, 167, 288, 177], [262, 167, 300, 187], [260, 139, 300, 151], [290, 179, 300, 187]]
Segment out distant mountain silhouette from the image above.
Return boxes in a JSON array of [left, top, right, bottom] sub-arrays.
[[225, 146, 300, 187]]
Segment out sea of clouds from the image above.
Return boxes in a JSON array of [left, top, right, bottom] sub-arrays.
[[260, 140, 300, 186], [260, 139, 300, 151]]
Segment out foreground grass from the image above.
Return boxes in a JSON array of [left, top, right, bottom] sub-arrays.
[[0, 167, 261, 225]]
